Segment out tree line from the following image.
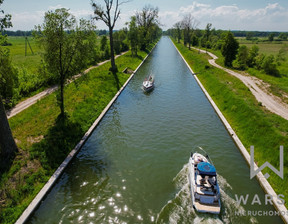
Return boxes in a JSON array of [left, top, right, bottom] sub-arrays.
[[231, 31, 288, 41], [166, 14, 287, 76], [166, 15, 239, 66], [1, 29, 110, 37], [0, 0, 161, 173]]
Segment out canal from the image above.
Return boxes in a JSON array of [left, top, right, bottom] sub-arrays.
[[28, 37, 283, 223]]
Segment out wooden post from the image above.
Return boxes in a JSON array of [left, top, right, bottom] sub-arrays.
[[25, 36, 27, 56], [25, 36, 34, 56]]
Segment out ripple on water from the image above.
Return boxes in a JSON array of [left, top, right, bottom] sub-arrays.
[[156, 163, 258, 224]]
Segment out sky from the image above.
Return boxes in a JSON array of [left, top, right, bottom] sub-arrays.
[[1, 0, 288, 32]]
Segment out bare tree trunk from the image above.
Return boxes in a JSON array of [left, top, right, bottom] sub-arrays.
[[60, 75, 65, 117], [0, 97, 18, 172], [59, 41, 65, 118], [109, 27, 118, 73]]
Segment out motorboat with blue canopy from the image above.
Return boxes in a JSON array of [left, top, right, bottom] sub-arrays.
[[188, 148, 221, 214]]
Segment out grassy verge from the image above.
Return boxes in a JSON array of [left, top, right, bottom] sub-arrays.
[[0, 46, 153, 223], [198, 39, 288, 101], [237, 38, 288, 100], [172, 39, 288, 206]]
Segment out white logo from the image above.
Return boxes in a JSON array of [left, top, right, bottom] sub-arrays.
[[250, 146, 284, 179]]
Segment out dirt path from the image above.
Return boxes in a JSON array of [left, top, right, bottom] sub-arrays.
[[7, 52, 128, 119], [193, 48, 288, 121]]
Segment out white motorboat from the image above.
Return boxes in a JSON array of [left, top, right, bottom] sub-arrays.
[[188, 151, 221, 214], [142, 75, 154, 92]]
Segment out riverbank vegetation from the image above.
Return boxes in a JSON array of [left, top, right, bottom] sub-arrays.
[[167, 13, 288, 206], [172, 38, 288, 207], [0, 49, 151, 223], [166, 20, 288, 101], [0, 0, 161, 222], [1, 7, 161, 110], [236, 38, 288, 102], [0, 42, 159, 223], [1, 33, 124, 108]]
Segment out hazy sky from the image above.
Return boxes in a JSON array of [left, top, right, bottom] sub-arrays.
[[2, 0, 288, 31]]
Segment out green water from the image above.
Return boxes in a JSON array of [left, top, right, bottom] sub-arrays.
[[28, 37, 283, 223]]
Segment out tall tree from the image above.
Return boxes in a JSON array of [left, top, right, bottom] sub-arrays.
[[0, 0, 18, 173], [262, 55, 280, 77], [136, 5, 159, 50], [0, 36, 18, 101], [34, 8, 96, 118], [128, 16, 139, 57], [113, 29, 128, 55], [92, 0, 127, 72], [100, 35, 108, 51], [236, 45, 249, 70], [181, 13, 199, 49], [247, 45, 259, 68], [173, 22, 182, 43], [221, 31, 239, 67], [204, 23, 212, 50]]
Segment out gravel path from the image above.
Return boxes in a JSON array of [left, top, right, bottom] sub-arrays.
[[7, 52, 128, 119], [194, 48, 288, 120]]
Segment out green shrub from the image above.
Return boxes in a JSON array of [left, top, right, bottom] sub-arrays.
[[262, 55, 280, 77]]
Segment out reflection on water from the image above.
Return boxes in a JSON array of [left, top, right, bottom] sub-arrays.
[[156, 164, 257, 224], [28, 37, 283, 224]]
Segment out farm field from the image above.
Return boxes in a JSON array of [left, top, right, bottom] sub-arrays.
[[3, 36, 42, 74], [237, 37, 288, 55]]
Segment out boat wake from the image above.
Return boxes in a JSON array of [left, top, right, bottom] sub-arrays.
[[156, 163, 258, 224]]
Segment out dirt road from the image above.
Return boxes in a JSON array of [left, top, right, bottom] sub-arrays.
[[193, 48, 288, 121], [7, 52, 128, 119]]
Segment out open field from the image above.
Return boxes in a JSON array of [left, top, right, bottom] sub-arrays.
[[3, 36, 42, 74], [236, 37, 288, 55]]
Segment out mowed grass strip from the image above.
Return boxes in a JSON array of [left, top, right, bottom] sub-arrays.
[[172, 39, 288, 206], [0, 49, 149, 223]]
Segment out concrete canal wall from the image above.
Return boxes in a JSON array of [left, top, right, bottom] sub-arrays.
[[16, 44, 158, 224], [171, 39, 288, 224]]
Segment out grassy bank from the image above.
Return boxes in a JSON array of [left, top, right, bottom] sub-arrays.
[[172, 39, 288, 206], [201, 38, 288, 101], [0, 46, 153, 223]]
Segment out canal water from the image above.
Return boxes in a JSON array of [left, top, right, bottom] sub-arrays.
[[28, 37, 283, 223]]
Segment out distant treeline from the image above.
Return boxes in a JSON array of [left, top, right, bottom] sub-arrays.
[[4, 30, 288, 38], [231, 30, 288, 38], [1, 29, 108, 36]]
